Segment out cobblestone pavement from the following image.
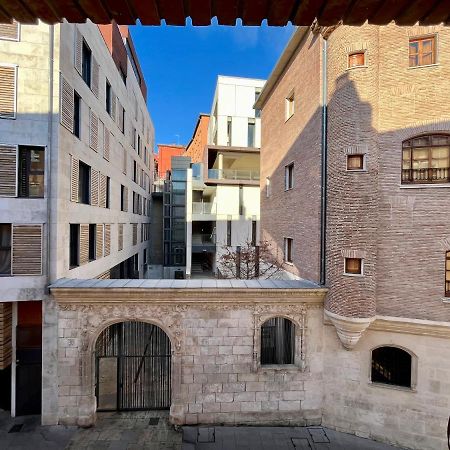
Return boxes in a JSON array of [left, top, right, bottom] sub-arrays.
[[182, 426, 406, 450]]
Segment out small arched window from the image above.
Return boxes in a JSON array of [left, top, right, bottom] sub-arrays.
[[402, 134, 450, 184], [371, 346, 412, 388], [261, 317, 295, 365]]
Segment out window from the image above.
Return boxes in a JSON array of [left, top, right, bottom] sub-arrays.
[[227, 117, 232, 146], [89, 224, 96, 261], [0, 224, 11, 275], [133, 160, 137, 183], [18, 147, 45, 198], [446, 251, 450, 297], [348, 52, 365, 68], [345, 257, 362, 275], [285, 163, 294, 190], [121, 107, 125, 134], [106, 177, 110, 209], [78, 161, 90, 204], [74, 91, 81, 138], [261, 317, 295, 365], [105, 79, 111, 114], [0, 21, 20, 41], [409, 36, 436, 67], [347, 154, 365, 171], [402, 134, 450, 184], [371, 346, 412, 388], [69, 224, 80, 268], [248, 119, 255, 147], [132, 127, 136, 149], [251, 220, 257, 246], [255, 89, 261, 118], [284, 238, 293, 263], [239, 185, 243, 215], [120, 67, 126, 85], [81, 40, 92, 87], [285, 91, 294, 121], [121, 185, 126, 211], [227, 219, 232, 246], [266, 176, 271, 198], [143, 248, 147, 268]]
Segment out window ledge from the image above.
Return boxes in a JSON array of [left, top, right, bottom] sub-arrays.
[[368, 381, 416, 393], [346, 169, 368, 173], [400, 183, 450, 189], [442, 298, 450, 304], [346, 65, 368, 71], [343, 272, 364, 277], [260, 364, 299, 372], [408, 63, 439, 70]]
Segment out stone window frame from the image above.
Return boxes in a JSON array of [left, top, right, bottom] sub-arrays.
[[367, 344, 418, 392], [253, 312, 306, 373]]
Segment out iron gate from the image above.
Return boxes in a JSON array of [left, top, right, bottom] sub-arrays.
[[95, 321, 171, 411]]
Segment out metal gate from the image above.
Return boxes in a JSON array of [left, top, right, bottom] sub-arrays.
[[95, 321, 171, 411]]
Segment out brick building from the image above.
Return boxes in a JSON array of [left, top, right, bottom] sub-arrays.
[[185, 113, 210, 163], [156, 144, 185, 179], [256, 24, 450, 449]]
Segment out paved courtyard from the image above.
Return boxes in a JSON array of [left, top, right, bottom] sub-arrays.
[[0, 410, 406, 449]]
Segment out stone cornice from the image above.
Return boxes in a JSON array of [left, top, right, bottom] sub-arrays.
[[50, 287, 327, 305]]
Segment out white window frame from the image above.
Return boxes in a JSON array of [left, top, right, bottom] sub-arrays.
[[285, 90, 295, 122], [265, 176, 271, 198], [0, 63, 18, 120], [343, 257, 364, 276], [0, 21, 20, 42], [346, 153, 367, 172], [283, 237, 293, 264]]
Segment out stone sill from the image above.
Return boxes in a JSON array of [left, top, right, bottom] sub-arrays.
[[368, 381, 417, 394], [408, 63, 440, 70], [346, 65, 368, 71], [259, 364, 300, 372]]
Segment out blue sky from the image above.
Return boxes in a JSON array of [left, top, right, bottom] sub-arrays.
[[130, 22, 294, 150]]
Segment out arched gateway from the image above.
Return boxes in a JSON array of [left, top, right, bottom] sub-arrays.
[[95, 321, 172, 411]]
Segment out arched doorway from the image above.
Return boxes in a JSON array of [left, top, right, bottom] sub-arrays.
[[95, 321, 171, 411]]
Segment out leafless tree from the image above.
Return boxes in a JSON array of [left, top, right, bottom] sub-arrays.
[[217, 239, 284, 280]]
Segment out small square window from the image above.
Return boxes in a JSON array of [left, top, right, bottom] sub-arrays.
[[345, 258, 362, 275], [284, 238, 293, 263], [285, 163, 294, 190], [348, 52, 365, 68], [409, 36, 436, 67], [285, 92, 294, 121], [347, 154, 365, 171]]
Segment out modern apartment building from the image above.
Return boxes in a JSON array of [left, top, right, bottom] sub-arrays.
[[0, 20, 154, 421], [256, 24, 450, 449]]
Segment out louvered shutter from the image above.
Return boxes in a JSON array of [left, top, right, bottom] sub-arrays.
[[0, 21, 19, 41], [79, 224, 89, 264], [118, 223, 123, 251], [0, 303, 12, 370], [60, 75, 74, 132], [132, 223, 137, 246], [96, 270, 110, 279], [92, 57, 99, 98], [96, 224, 103, 258], [0, 65, 16, 119], [70, 155, 79, 202], [74, 27, 82, 74], [111, 92, 116, 122], [99, 173, 107, 208], [89, 110, 99, 151], [104, 128, 110, 161], [104, 224, 111, 256], [91, 169, 99, 206], [0, 144, 17, 197], [12, 224, 43, 275]]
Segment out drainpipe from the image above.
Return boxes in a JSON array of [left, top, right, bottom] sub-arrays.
[[319, 38, 328, 286]]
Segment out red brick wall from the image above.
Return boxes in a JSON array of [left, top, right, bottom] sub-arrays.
[[186, 114, 210, 163], [157, 144, 186, 178]]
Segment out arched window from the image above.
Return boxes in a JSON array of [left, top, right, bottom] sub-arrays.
[[371, 346, 412, 388], [261, 317, 295, 365], [402, 134, 450, 184]]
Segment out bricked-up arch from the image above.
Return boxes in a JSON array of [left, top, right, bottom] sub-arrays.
[[0, 0, 449, 26], [95, 321, 172, 411]]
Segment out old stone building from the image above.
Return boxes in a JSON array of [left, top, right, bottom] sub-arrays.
[[256, 24, 450, 450]]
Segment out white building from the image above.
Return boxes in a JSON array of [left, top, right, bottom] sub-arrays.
[[0, 20, 154, 422]]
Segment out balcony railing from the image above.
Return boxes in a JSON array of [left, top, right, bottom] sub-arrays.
[[208, 169, 260, 181], [192, 233, 216, 245], [402, 167, 450, 184], [192, 202, 216, 214]]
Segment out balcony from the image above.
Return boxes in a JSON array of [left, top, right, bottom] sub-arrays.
[[192, 202, 216, 215], [401, 167, 450, 184], [207, 169, 260, 182]]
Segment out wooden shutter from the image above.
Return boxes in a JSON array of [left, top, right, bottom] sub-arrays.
[[70, 155, 79, 202], [12, 224, 43, 275], [91, 169, 99, 206], [0, 144, 17, 197], [96, 269, 110, 279], [92, 56, 99, 98], [104, 224, 111, 256], [104, 128, 110, 161], [79, 224, 89, 264], [99, 173, 107, 208], [111, 92, 116, 122], [0, 21, 19, 41], [0, 303, 12, 370], [118, 223, 123, 251], [0, 65, 16, 119], [90, 110, 99, 151], [74, 27, 82, 74], [60, 75, 74, 132], [132, 223, 137, 246], [96, 224, 103, 258]]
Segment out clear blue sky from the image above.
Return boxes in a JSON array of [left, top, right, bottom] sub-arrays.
[[130, 22, 294, 150]]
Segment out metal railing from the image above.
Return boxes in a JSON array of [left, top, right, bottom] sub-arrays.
[[208, 169, 260, 181], [192, 202, 216, 214], [402, 167, 450, 184]]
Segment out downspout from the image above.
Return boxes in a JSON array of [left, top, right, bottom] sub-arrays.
[[319, 37, 328, 286]]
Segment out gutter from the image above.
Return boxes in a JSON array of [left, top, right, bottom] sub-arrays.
[[320, 38, 328, 286]]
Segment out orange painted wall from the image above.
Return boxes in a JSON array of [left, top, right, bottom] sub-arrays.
[[156, 144, 186, 178]]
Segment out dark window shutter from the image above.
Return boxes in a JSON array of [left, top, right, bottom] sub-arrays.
[[60, 75, 74, 132]]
